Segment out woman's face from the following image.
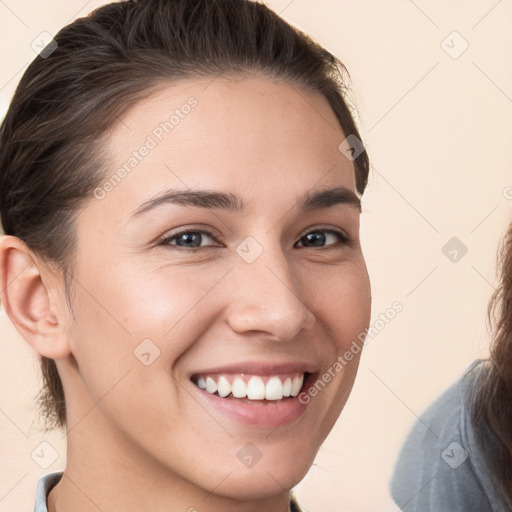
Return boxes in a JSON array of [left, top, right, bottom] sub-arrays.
[[59, 74, 371, 500]]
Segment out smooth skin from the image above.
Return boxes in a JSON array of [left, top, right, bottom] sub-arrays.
[[0, 74, 371, 512]]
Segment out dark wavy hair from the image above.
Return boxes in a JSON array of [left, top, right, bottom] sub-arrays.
[[472, 216, 512, 507], [0, 0, 370, 431]]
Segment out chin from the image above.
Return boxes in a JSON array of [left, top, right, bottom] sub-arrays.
[[214, 464, 308, 501]]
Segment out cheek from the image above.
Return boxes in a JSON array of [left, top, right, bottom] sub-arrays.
[[300, 265, 371, 451], [311, 259, 371, 350], [121, 256, 230, 316], [74, 258, 229, 362], [65, 275, 185, 441]]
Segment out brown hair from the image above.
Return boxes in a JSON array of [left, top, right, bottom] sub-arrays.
[[0, 0, 370, 432], [472, 216, 512, 506]]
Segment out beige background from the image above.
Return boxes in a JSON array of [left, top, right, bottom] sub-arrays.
[[1, 1, 511, 511]]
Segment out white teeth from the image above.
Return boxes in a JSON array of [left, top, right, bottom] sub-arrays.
[[217, 375, 231, 398], [265, 376, 284, 400], [231, 377, 247, 398], [205, 376, 218, 394], [290, 375, 304, 397], [282, 377, 292, 397], [195, 373, 306, 401], [247, 376, 266, 399]]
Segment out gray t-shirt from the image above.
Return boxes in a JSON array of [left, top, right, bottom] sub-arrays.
[[390, 359, 505, 511]]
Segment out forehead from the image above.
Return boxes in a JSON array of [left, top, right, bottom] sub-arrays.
[[90, 74, 356, 222]]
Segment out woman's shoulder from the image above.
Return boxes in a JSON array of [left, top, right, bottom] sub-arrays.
[[390, 359, 496, 512]]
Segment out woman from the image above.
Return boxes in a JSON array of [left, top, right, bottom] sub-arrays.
[[390, 217, 512, 511], [0, 1, 372, 511]]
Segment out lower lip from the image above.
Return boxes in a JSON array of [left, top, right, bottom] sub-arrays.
[[190, 373, 316, 429]]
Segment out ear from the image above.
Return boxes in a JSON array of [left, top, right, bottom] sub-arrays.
[[0, 235, 71, 359]]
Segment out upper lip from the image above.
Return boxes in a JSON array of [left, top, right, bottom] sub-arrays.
[[189, 360, 319, 378]]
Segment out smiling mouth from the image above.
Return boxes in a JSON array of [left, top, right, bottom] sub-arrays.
[[190, 372, 312, 403]]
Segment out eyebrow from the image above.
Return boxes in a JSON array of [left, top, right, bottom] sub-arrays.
[[129, 185, 361, 219]]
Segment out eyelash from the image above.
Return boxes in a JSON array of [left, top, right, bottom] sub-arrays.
[[159, 227, 352, 251]]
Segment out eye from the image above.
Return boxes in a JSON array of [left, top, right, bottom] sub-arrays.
[[160, 229, 220, 250], [295, 229, 351, 248], [159, 227, 351, 251]]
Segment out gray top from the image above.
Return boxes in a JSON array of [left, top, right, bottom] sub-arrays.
[[34, 470, 304, 511], [390, 359, 504, 511]]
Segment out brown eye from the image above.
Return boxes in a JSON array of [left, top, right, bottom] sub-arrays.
[[295, 229, 350, 248]]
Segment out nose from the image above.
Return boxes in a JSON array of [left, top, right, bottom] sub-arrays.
[[225, 243, 316, 342]]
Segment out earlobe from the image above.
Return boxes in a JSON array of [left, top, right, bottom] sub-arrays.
[[0, 235, 71, 359]]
